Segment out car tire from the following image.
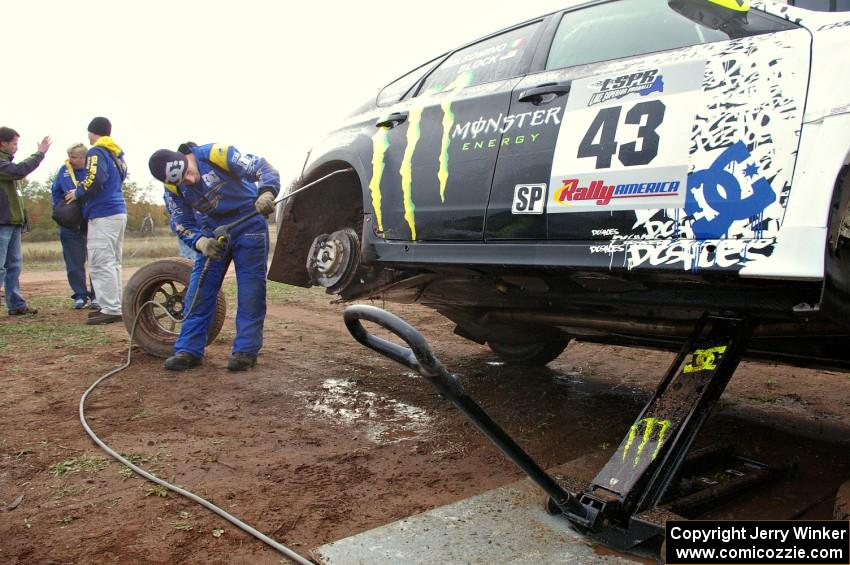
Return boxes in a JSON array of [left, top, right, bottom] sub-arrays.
[[487, 339, 569, 366], [122, 258, 227, 358]]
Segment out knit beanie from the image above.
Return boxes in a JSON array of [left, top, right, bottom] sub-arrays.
[[87, 117, 112, 136], [149, 149, 188, 184]]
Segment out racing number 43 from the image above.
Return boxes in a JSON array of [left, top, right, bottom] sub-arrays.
[[578, 100, 666, 169]]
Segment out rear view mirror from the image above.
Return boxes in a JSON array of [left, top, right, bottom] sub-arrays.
[[668, 0, 749, 31]]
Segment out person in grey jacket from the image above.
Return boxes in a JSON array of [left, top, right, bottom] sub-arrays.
[[0, 126, 51, 315]]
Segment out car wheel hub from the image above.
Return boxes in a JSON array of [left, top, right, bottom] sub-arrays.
[[315, 240, 343, 275], [307, 228, 361, 293]]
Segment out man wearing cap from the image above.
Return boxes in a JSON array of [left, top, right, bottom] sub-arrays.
[[65, 117, 128, 325], [148, 143, 280, 371], [0, 126, 51, 316]]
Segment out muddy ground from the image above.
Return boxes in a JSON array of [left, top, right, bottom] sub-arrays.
[[1, 268, 849, 564]]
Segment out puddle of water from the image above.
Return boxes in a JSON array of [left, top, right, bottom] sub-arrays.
[[550, 369, 642, 398], [303, 379, 433, 445]]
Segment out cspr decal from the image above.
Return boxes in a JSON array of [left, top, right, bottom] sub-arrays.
[[587, 69, 664, 107]]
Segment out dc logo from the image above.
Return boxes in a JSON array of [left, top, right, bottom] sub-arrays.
[[165, 160, 185, 183], [685, 141, 775, 239]]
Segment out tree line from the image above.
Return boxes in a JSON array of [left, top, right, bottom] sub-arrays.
[[21, 177, 170, 242]]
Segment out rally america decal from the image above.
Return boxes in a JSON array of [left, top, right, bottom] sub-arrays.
[[549, 60, 705, 214]]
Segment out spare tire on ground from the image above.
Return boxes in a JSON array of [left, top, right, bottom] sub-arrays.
[[122, 257, 227, 358]]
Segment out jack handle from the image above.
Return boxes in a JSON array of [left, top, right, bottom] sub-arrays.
[[344, 304, 463, 396], [343, 304, 591, 522]]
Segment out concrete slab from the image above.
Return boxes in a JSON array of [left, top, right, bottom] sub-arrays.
[[313, 469, 648, 565]]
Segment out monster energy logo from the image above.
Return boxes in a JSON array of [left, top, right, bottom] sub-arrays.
[[622, 417, 671, 467], [369, 71, 473, 239], [683, 346, 727, 374], [451, 107, 562, 140], [368, 128, 390, 233]]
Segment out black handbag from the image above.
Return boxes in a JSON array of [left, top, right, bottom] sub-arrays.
[[52, 199, 85, 231]]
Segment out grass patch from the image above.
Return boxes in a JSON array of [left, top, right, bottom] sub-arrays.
[[0, 318, 113, 350], [171, 511, 193, 531], [48, 455, 111, 477], [118, 452, 160, 480], [145, 484, 169, 498], [23, 235, 183, 264], [27, 295, 73, 310], [221, 280, 327, 304], [23, 225, 279, 265]]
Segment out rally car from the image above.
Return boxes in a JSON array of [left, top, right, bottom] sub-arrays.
[[269, 0, 850, 368]]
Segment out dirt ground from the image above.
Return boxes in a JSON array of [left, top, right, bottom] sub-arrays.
[[1, 268, 849, 564]]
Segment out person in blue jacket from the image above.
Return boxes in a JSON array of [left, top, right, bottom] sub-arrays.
[[51, 143, 94, 309], [148, 142, 280, 372], [65, 117, 128, 325]]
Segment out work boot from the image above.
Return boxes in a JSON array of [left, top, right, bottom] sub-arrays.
[[227, 352, 257, 372], [85, 312, 122, 325], [8, 306, 38, 316], [164, 352, 202, 371]]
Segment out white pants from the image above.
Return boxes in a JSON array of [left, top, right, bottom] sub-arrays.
[[87, 213, 126, 316]]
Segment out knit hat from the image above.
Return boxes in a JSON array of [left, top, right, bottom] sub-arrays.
[[87, 117, 112, 136], [149, 149, 188, 184], [177, 141, 198, 155]]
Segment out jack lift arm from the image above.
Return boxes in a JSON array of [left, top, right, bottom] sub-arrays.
[[344, 305, 792, 554]]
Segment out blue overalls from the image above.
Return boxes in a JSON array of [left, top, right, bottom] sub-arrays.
[[163, 143, 280, 359]]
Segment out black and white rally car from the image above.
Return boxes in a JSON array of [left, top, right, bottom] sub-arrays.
[[269, 0, 850, 368]]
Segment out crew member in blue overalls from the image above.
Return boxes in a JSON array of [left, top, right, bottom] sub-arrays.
[[148, 143, 280, 372]]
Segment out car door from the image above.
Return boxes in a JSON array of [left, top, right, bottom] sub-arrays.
[[368, 21, 544, 241], [485, 0, 810, 261]]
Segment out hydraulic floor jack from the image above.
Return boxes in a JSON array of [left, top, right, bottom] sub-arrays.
[[344, 306, 796, 556]]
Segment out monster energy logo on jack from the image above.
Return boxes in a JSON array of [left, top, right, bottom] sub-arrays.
[[622, 417, 672, 467]]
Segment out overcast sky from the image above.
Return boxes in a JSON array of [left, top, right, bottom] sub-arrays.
[[7, 0, 572, 198]]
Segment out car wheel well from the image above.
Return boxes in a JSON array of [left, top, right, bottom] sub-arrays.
[[268, 162, 363, 287]]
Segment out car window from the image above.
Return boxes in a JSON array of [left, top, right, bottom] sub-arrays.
[[377, 58, 442, 107], [546, 0, 799, 71], [420, 22, 541, 94]]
